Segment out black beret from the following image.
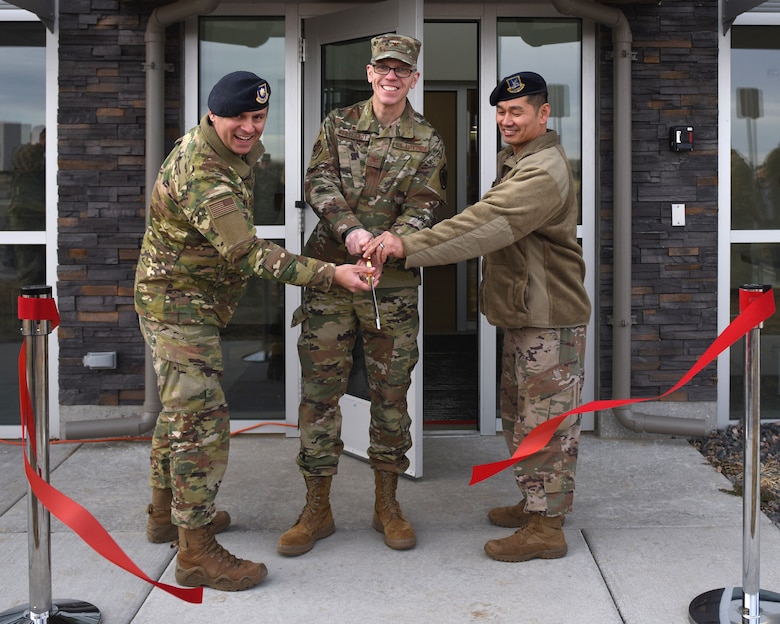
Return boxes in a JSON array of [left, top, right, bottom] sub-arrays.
[[489, 72, 547, 106], [207, 71, 271, 117]]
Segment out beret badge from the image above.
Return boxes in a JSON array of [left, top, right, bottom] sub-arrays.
[[256, 82, 270, 106], [506, 75, 525, 95]]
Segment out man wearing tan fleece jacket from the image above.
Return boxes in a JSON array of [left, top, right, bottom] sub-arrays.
[[364, 71, 591, 562]]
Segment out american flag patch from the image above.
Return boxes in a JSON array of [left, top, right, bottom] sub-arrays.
[[209, 196, 238, 218]]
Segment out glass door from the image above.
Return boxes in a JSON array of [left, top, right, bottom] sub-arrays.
[[419, 21, 480, 432], [495, 16, 593, 431], [0, 14, 47, 433], [729, 22, 780, 421], [198, 17, 293, 431], [303, 0, 426, 476]]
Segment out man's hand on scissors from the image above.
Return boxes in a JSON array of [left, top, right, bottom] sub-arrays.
[[333, 264, 375, 293], [362, 231, 404, 264], [345, 228, 373, 256], [356, 256, 382, 286]]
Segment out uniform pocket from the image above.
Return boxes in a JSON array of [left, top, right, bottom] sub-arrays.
[[336, 136, 368, 192], [291, 304, 308, 328], [525, 359, 582, 430], [544, 469, 575, 494]]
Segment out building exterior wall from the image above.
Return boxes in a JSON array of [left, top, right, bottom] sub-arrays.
[[57, 1, 181, 413], [51, 0, 723, 427], [597, 0, 720, 405]]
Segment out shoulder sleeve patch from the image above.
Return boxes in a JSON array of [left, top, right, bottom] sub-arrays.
[[311, 138, 323, 162], [209, 195, 240, 219]]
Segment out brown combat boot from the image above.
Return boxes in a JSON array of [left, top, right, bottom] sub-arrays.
[[277, 475, 335, 556], [488, 500, 565, 528], [372, 470, 416, 550], [146, 488, 231, 543], [175, 524, 267, 591], [484, 513, 567, 562]]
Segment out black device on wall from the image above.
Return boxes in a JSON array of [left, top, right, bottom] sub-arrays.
[[670, 126, 694, 152]]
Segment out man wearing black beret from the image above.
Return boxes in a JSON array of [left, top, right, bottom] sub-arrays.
[[135, 71, 374, 591], [365, 71, 591, 562]]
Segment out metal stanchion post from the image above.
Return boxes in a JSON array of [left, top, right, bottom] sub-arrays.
[[0, 286, 101, 624], [689, 284, 780, 624]]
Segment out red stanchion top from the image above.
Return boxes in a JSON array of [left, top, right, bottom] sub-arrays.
[[18, 296, 60, 329], [739, 284, 772, 313]]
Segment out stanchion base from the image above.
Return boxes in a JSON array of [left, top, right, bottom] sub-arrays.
[[689, 587, 780, 623], [0, 599, 101, 624]]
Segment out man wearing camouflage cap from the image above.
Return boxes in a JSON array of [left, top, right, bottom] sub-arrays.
[[278, 34, 447, 556], [135, 70, 373, 591], [365, 71, 590, 563]]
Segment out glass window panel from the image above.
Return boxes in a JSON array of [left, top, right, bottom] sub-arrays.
[[0, 244, 45, 425], [730, 27, 780, 420], [221, 245, 287, 420], [321, 38, 374, 114], [0, 22, 46, 235], [421, 22, 480, 429], [0, 19, 46, 427], [199, 17, 286, 227], [495, 18, 582, 418], [731, 27, 780, 230], [497, 18, 582, 218], [199, 19, 287, 419], [729, 244, 780, 420]]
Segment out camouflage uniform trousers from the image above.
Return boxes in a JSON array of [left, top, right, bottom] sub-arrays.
[[139, 317, 230, 529], [293, 285, 419, 476], [499, 325, 587, 517]]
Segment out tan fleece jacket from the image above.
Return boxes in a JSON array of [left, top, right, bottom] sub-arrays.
[[402, 130, 590, 330]]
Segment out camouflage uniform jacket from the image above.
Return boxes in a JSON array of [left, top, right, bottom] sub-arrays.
[[135, 114, 336, 328], [403, 130, 591, 330], [303, 97, 447, 288]]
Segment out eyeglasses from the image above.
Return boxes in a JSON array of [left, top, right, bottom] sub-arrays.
[[372, 63, 415, 79]]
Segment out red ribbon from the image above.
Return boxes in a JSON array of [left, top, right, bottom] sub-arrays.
[[470, 288, 777, 485], [17, 296, 60, 330], [17, 296, 203, 604]]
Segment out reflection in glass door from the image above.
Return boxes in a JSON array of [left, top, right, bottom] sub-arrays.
[[199, 16, 288, 421], [730, 25, 780, 420]]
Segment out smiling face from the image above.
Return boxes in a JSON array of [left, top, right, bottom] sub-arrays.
[[495, 96, 550, 153], [366, 59, 419, 118], [208, 108, 268, 156]]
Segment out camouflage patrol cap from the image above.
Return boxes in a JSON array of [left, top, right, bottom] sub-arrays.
[[489, 72, 547, 106], [207, 71, 271, 117], [370, 34, 421, 67]]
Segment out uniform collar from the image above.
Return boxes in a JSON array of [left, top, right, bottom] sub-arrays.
[[357, 98, 417, 138], [199, 114, 265, 179], [503, 129, 559, 167]]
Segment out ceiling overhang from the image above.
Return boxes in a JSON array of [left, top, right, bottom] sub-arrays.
[[5, 0, 53, 31], [1, 0, 774, 37], [722, 0, 767, 33]]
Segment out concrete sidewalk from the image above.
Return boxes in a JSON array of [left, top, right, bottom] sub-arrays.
[[1, 432, 779, 623]]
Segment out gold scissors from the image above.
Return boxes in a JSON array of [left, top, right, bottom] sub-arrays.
[[366, 259, 381, 329]]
